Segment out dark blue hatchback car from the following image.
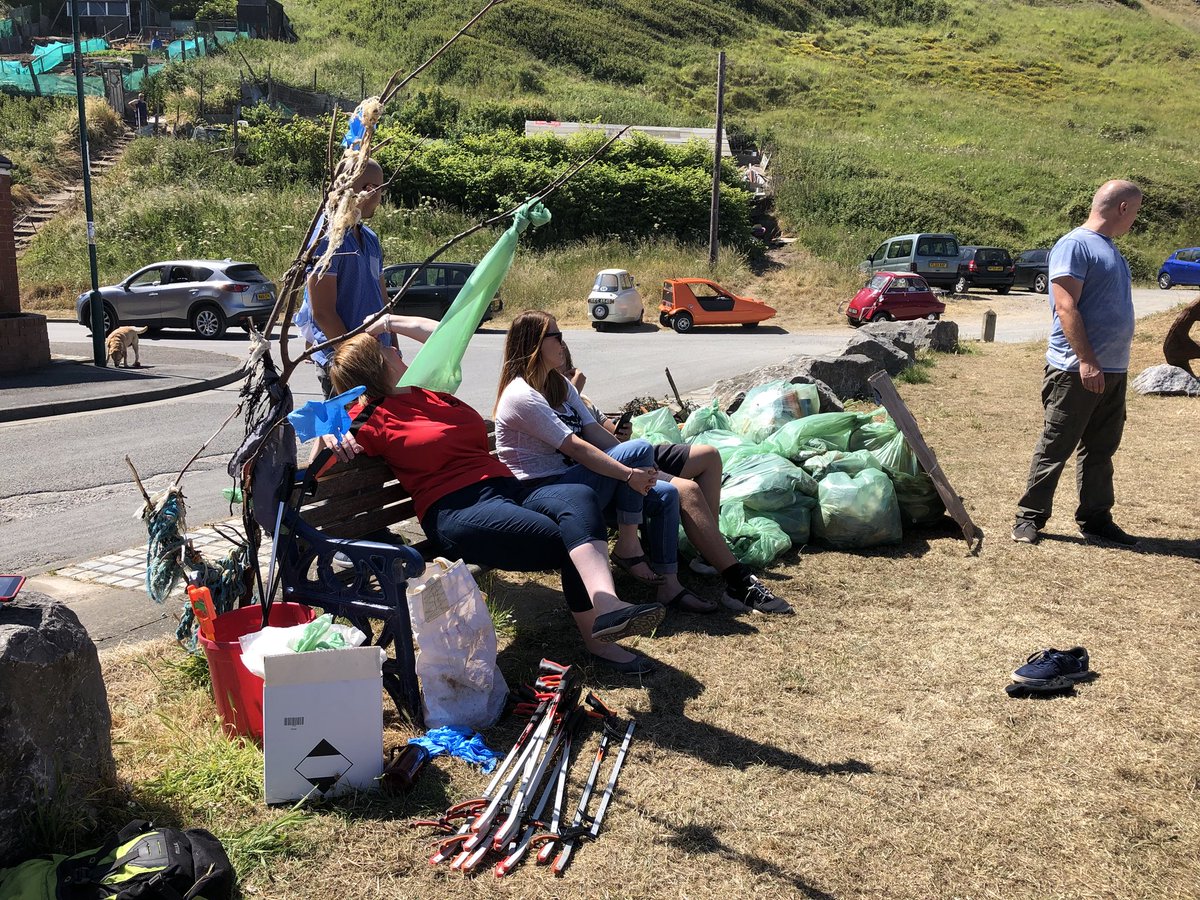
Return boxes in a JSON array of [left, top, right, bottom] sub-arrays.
[[1158, 248, 1200, 290]]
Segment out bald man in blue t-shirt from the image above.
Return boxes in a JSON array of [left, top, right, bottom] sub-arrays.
[[1012, 179, 1143, 547]]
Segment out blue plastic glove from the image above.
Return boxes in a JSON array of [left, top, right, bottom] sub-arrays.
[[408, 726, 499, 773], [342, 110, 366, 149], [286, 386, 366, 443]]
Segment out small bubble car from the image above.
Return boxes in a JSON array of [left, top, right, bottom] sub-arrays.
[[588, 269, 645, 329], [658, 278, 776, 334], [844, 271, 945, 327]]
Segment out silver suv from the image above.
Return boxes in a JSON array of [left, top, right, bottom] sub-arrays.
[[76, 259, 277, 339]]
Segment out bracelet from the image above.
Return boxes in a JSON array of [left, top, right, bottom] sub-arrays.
[[625, 469, 634, 483], [385, 316, 393, 334]]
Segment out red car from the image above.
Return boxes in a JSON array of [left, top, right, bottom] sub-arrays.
[[844, 272, 945, 326]]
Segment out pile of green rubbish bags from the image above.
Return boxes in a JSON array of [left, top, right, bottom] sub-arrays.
[[630, 380, 945, 567]]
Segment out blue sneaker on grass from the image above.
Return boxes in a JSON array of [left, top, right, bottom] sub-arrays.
[[1011, 647, 1090, 686]]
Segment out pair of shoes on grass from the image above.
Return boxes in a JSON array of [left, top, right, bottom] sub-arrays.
[[1011, 520, 1138, 546], [721, 575, 793, 615]]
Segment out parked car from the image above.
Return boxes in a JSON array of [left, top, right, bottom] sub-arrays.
[[1013, 248, 1051, 294], [382, 262, 503, 322], [954, 246, 1015, 294], [659, 279, 776, 333], [76, 259, 276, 339], [861, 232, 961, 289], [844, 271, 945, 326], [588, 269, 644, 329], [1157, 248, 1200, 290]]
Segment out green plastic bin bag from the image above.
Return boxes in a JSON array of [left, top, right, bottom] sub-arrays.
[[722, 452, 819, 510], [848, 410, 896, 452], [400, 200, 551, 394], [631, 406, 682, 445], [813, 468, 903, 549], [803, 449, 883, 480], [687, 428, 756, 463], [764, 411, 865, 458], [680, 399, 733, 439], [719, 501, 792, 567], [729, 381, 820, 443], [761, 495, 818, 545], [868, 431, 945, 525]]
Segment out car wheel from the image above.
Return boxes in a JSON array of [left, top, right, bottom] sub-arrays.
[[1158, 272, 1173, 290], [996, 286, 1010, 295], [592, 321, 608, 332], [927, 312, 941, 321], [1033, 273, 1049, 294], [872, 311, 894, 323], [741, 322, 760, 328], [190, 303, 227, 339], [659, 313, 670, 327], [671, 311, 694, 334], [954, 276, 969, 294]]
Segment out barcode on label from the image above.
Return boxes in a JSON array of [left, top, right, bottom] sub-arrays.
[[283, 716, 304, 726]]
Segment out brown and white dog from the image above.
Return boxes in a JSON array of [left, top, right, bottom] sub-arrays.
[[106, 326, 148, 368]]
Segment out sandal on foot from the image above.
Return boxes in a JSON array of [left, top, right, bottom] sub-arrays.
[[591, 603, 666, 642], [588, 651, 657, 676], [610, 552, 665, 585], [664, 588, 718, 614]]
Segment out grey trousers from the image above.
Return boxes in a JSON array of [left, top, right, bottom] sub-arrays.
[[1015, 366, 1127, 529]]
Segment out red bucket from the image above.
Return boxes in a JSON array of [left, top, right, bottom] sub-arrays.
[[197, 602, 315, 741]]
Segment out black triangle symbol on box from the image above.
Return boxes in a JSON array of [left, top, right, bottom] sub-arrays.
[[308, 739, 341, 758], [307, 775, 340, 792]]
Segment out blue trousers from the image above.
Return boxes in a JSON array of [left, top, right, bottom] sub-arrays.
[[421, 478, 605, 612], [547, 439, 682, 575]]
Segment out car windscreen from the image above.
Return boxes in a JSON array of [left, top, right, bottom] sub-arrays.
[[917, 237, 958, 257], [594, 274, 620, 292], [868, 275, 891, 290], [977, 248, 1010, 263], [224, 264, 268, 283]]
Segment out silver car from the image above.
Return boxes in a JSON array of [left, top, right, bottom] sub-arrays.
[[76, 259, 277, 339]]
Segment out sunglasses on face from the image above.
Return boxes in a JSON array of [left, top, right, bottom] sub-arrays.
[[544, 331, 563, 342]]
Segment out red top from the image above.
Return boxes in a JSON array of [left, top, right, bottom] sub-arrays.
[[350, 388, 512, 520]]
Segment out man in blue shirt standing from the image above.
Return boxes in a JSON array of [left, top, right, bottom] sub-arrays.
[[302, 158, 392, 397], [1012, 179, 1143, 546]]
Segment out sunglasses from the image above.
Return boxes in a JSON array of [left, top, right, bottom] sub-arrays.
[[544, 330, 564, 342]]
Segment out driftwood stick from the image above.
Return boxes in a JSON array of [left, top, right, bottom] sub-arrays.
[[664, 367, 686, 411], [173, 403, 244, 489], [126, 455, 151, 505]]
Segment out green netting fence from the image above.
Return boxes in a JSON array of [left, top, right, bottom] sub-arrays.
[[0, 19, 13, 39], [32, 38, 108, 75]]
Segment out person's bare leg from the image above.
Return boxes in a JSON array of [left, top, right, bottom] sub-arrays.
[[674, 476, 737, 571], [613, 521, 660, 582], [680, 445, 722, 518], [568, 539, 641, 662]]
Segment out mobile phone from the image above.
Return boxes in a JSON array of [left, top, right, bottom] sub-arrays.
[[615, 410, 633, 430], [0, 574, 26, 602]]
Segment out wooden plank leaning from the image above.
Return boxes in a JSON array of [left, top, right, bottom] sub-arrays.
[[868, 371, 984, 553]]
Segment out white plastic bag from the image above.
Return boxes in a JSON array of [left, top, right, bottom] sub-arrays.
[[406, 558, 508, 731], [238, 616, 367, 678]]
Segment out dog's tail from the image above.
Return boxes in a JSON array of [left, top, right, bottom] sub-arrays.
[[133, 326, 149, 335]]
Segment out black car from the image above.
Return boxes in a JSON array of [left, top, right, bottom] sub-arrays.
[[1013, 248, 1051, 294], [954, 246, 1015, 294], [382, 262, 502, 322]]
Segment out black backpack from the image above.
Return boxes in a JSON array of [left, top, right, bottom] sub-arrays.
[[0, 820, 234, 900]]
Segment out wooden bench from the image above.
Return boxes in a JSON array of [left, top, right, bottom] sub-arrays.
[[278, 434, 498, 725]]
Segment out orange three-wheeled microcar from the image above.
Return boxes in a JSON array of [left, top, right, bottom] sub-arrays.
[[659, 279, 776, 334]]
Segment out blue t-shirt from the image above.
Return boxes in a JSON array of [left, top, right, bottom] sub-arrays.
[[1046, 226, 1134, 373], [301, 221, 390, 366]]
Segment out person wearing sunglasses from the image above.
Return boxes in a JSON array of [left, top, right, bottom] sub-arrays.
[[494, 312, 714, 640]]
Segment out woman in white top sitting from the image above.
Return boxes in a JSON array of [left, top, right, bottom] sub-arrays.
[[494, 311, 716, 617]]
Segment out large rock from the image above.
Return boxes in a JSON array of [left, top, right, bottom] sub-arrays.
[[1131, 364, 1200, 396], [692, 358, 844, 413], [792, 353, 885, 401], [0, 593, 114, 865], [842, 332, 913, 376], [861, 319, 959, 353]]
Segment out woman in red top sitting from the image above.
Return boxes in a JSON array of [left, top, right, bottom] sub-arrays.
[[323, 316, 664, 675]]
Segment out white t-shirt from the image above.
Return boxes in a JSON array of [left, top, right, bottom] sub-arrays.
[[495, 377, 597, 479]]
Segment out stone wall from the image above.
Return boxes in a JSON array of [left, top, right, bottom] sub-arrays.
[[0, 313, 51, 373]]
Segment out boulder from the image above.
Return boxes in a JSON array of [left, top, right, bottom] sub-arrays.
[[791, 353, 885, 401], [691, 357, 844, 414], [0, 593, 114, 865], [842, 332, 913, 376], [1131, 364, 1200, 397], [861, 319, 959, 353]]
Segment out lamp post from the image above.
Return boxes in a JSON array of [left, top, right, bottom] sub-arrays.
[[69, 1, 106, 365]]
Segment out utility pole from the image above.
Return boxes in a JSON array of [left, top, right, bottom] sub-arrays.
[[70, 0, 105, 365], [707, 51, 726, 270]]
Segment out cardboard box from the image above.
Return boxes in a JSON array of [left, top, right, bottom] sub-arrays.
[[262, 646, 385, 805]]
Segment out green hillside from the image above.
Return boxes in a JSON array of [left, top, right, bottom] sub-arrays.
[[12, 0, 1200, 317]]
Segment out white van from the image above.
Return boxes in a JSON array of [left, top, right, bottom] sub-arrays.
[[588, 269, 644, 329]]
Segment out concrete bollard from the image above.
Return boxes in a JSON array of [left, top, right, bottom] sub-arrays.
[[982, 309, 997, 343]]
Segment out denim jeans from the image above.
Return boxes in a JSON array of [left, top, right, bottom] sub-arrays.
[[421, 477, 606, 612], [1016, 366, 1128, 529]]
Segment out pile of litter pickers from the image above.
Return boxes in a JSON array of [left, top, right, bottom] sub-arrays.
[[413, 659, 633, 877]]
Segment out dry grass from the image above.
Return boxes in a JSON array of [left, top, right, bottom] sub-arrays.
[[97, 309, 1200, 899]]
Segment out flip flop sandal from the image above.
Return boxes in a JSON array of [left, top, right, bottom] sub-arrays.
[[591, 603, 666, 642], [665, 588, 718, 614], [610, 552, 666, 585]]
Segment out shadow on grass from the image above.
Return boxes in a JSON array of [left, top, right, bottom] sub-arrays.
[[493, 577, 872, 778], [1038, 531, 1200, 558]]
